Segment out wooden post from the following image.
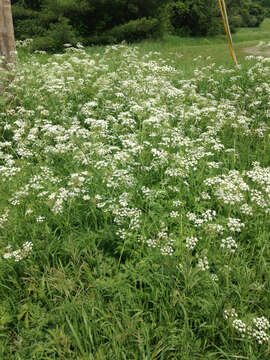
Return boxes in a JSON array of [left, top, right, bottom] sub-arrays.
[[0, 0, 16, 68], [218, 0, 238, 65]]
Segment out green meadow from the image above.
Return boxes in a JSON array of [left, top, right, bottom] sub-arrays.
[[1, 20, 270, 359]]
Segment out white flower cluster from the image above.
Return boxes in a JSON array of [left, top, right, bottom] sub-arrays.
[[0, 164, 22, 182], [232, 319, 247, 336], [185, 236, 199, 251], [198, 256, 209, 271], [146, 229, 174, 256], [224, 307, 238, 320], [186, 209, 216, 227], [146, 238, 158, 248], [207, 223, 224, 234], [0, 208, 9, 228], [170, 211, 179, 218], [172, 200, 182, 207], [225, 309, 270, 344], [245, 162, 270, 187], [248, 328, 269, 344], [253, 316, 270, 331], [201, 191, 211, 200], [210, 273, 219, 282], [160, 245, 174, 256], [204, 170, 249, 205], [25, 209, 33, 215], [227, 218, 245, 233], [206, 161, 222, 169], [15, 38, 33, 48], [250, 189, 268, 209], [3, 242, 33, 261], [220, 237, 238, 253], [240, 203, 253, 216], [245, 163, 270, 213]]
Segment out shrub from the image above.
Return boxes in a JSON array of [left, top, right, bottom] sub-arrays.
[[253, 0, 270, 17], [169, 1, 189, 32], [232, 2, 265, 28], [169, 0, 222, 37], [246, 2, 265, 27], [14, 19, 46, 40], [106, 17, 161, 43], [12, 4, 45, 40], [31, 17, 78, 52], [206, 17, 224, 36], [87, 17, 161, 45], [230, 14, 244, 28], [11, 4, 37, 19], [168, 0, 265, 37]]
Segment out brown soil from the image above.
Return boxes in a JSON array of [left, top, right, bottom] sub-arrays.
[[243, 43, 270, 57]]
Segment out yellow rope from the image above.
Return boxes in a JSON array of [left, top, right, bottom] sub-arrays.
[[218, 0, 238, 65]]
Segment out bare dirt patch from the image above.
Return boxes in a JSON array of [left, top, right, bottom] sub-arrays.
[[243, 41, 270, 57]]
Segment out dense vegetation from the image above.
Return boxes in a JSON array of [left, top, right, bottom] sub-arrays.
[[1, 20, 270, 358], [169, 0, 266, 36], [256, 0, 270, 16], [11, 0, 267, 51]]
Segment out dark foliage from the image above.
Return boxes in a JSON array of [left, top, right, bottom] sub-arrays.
[[169, 0, 265, 37], [87, 17, 161, 45], [31, 17, 78, 52], [11, 0, 267, 50], [11, 0, 171, 50], [168, 0, 223, 36]]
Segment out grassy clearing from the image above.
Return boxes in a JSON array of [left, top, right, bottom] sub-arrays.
[[1, 21, 270, 359], [135, 18, 270, 75]]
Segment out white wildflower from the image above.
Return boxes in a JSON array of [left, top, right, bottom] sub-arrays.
[[227, 218, 245, 233], [198, 256, 209, 271], [253, 317, 270, 331], [224, 308, 238, 320], [210, 273, 219, 282], [240, 203, 253, 216], [0, 209, 9, 228], [220, 237, 238, 253], [185, 236, 198, 251], [170, 211, 179, 218], [3, 241, 33, 261], [232, 319, 246, 335], [160, 245, 174, 256]]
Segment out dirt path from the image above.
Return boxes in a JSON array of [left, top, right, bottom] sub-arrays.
[[243, 41, 270, 57]]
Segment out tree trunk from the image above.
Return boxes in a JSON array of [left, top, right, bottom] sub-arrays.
[[0, 0, 16, 68]]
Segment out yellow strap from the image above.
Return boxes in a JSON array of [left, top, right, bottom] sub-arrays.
[[218, 0, 238, 65]]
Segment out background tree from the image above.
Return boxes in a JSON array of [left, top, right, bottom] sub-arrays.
[[0, 0, 16, 67], [11, 0, 172, 50], [254, 0, 270, 16], [169, 0, 222, 36], [169, 0, 265, 36], [10, 0, 267, 50]]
